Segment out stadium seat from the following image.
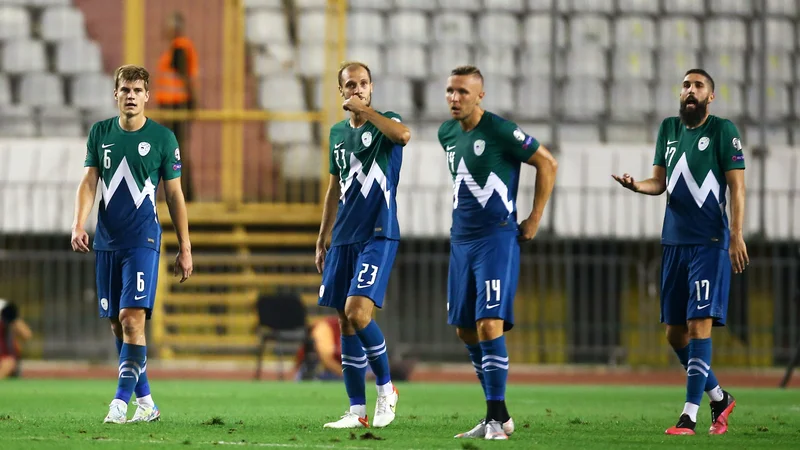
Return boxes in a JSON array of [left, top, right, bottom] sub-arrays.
[[746, 126, 790, 146], [71, 72, 115, 110], [293, 0, 326, 10], [607, 124, 650, 143], [569, 16, 611, 48], [258, 75, 305, 111], [0, 75, 10, 104], [612, 49, 654, 80], [56, 39, 102, 74], [388, 11, 428, 44], [475, 45, 516, 77], [747, 84, 790, 121], [659, 18, 701, 50], [296, 44, 325, 77], [704, 19, 747, 51], [663, 0, 705, 14], [370, 76, 414, 118], [27, 0, 72, 6], [708, 0, 752, 15], [765, 0, 796, 15], [348, 12, 385, 44], [0, 105, 36, 137], [254, 292, 307, 381], [610, 81, 652, 120], [519, 47, 565, 78], [250, 44, 295, 76], [296, 11, 326, 44], [751, 19, 795, 51], [0, 6, 30, 40], [516, 122, 552, 145], [437, 0, 482, 12], [708, 82, 744, 119], [267, 121, 314, 145], [282, 144, 322, 180], [246, 9, 289, 44], [516, 76, 552, 121], [40, 6, 85, 41], [567, 0, 613, 13], [656, 50, 699, 82], [483, 0, 525, 13], [432, 13, 474, 44], [84, 104, 119, 128], [703, 51, 746, 84], [566, 47, 607, 79], [478, 13, 521, 46], [1, 39, 47, 74], [614, 16, 656, 49], [19, 72, 63, 107], [524, 14, 567, 48], [431, 44, 473, 76], [347, 45, 384, 76], [617, 0, 658, 14], [393, 0, 438, 11], [654, 80, 681, 118], [244, 0, 284, 8], [348, 0, 393, 11], [563, 79, 605, 120], [385, 45, 426, 78], [481, 76, 514, 117], [38, 106, 83, 138], [423, 80, 453, 120]]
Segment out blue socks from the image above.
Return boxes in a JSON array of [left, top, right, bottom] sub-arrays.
[[466, 343, 487, 395], [480, 336, 509, 402], [356, 320, 392, 387], [341, 334, 367, 412], [115, 343, 146, 403], [685, 338, 713, 406], [115, 338, 151, 399], [674, 341, 722, 400]]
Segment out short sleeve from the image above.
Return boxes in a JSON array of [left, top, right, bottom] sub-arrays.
[[160, 131, 182, 180], [718, 120, 745, 172], [497, 119, 539, 163], [653, 119, 667, 167], [84, 123, 99, 168], [328, 128, 338, 176], [381, 111, 406, 147]]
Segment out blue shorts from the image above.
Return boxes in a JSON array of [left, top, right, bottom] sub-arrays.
[[660, 245, 731, 326], [448, 232, 519, 331], [318, 237, 399, 310], [96, 248, 160, 320]]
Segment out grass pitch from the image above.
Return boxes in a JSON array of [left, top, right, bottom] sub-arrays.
[[0, 379, 798, 449]]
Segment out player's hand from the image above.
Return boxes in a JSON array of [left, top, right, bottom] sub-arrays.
[[729, 233, 749, 274], [611, 173, 639, 192], [342, 94, 368, 114], [174, 249, 193, 283], [70, 227, 90, 253], [315, 240, 327, 274], [518, 217, 540, 242]]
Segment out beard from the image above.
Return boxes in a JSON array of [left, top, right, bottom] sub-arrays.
[[679, 97, 708, 127]]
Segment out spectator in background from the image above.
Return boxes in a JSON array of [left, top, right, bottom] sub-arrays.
[[0, 298, 33, 380], [155, 11, 199, 201]]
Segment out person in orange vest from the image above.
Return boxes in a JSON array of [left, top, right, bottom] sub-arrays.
[[155, 11, 198, 201]]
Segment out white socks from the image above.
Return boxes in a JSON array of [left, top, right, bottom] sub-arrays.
[[682, 402, 699, 422], [137, 394, 154, 408], [350, 404, 367, 418], [377, 381, 394, 397], [707, 385, 724, 402]]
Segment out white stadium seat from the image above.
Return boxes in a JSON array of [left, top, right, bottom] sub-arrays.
[[2, 39, 47, 74], [0, 6, 30, 40], [40, 6, 85, 41], [19, 72, 64, 107], [56, 39, 103, 74]]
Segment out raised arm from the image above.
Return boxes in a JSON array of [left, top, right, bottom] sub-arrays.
[[316, 175, 341, 273], [70, 167, 99, 253], [361, 109, 410, 146]]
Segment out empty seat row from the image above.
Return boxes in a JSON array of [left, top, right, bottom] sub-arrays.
[[0, 72, 113, 108], [1, 38, 103, 74], [0, 5, 85, 41], [0, 104, 115, 138]]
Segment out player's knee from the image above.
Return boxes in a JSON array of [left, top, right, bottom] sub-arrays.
[[456, 327, 479, 345], [337, 313, 356, 335], [118, 309, 145, 337], [665, 325, 689, 349], [476, 319, 503, 341], [343, 298, 372, 330], [687, 319, 712, 339], [109, 320, 123, 339]]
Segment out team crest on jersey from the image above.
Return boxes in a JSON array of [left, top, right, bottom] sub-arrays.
[[474, 140, 485, 156], [732, 137, 742, 151], [361, 131, 373, 147], [513, 128, 525, 141], [174, 148, 181, 161], [698, 137, 709, 151], [138, 142, 151, 156]]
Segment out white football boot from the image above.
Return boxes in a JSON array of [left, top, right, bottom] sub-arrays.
[[103, 401, 127, 424], [128, 400, 161, 423], [372, 385, 399, 428], [455, 417, 515, 438], [323, 411, 370, 429], [485, 420, 510, 440]]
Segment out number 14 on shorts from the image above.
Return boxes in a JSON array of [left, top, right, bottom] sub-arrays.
[[486, 279, 501, 309]]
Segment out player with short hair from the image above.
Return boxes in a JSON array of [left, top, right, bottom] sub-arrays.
[[0, 299, 32, 380], [315, 61, 410, 429], [612, 69, 745, 435], [71, 64, 193, 424], [439, 65, 558, 440]]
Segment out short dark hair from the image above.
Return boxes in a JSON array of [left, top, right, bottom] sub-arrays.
[[337, 61, 372, 87], [114, 65, 150, 90], [684, 68, 715, 92], [450, 65, 484, 84]]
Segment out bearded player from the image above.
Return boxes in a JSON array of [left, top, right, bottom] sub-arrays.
[[315, 61, 410, 429], [612, 69, 744, 435], [439, 65, 558, 440], [71, 65, 193, 424]]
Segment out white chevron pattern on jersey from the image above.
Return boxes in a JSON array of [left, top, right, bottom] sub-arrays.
[[453, 159, 513, 213], [666, 154, 722, 208], [100, 157, 156, 210], [340, 153, 390, 207]]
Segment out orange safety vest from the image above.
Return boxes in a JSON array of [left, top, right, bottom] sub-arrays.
[[155, 36, 198, 105]]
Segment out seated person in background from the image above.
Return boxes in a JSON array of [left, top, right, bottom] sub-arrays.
[[0, 299, 33, 379], [294, 316, 416, 382]]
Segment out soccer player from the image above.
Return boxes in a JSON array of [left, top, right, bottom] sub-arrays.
[[439, 66, 558, 440], [315, 61, 410, 429], [612, 69, 745, 435], [70, 65, 193, 424]]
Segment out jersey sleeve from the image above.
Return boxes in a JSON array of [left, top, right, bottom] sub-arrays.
[[328, 128, 338, 176], [718, 120, 745, 171], [496, 119, 539, 163], [84, 123, 99, 168], [653, 119, 667, 167], [160, 131, 182, 180], [380, 111, 407, 148]]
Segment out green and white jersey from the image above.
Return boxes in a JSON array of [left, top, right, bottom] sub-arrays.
[[84, 117, 181, 251], [438, 112, 540, 242], [654, 115, 745, 249]]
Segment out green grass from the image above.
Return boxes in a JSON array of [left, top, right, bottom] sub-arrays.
[[1, 380, 798, 449]]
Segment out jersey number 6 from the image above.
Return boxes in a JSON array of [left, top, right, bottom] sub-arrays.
[[104, 148, 112, 169]]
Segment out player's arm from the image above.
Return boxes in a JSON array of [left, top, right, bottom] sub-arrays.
[[613, 120, 668, 195], [719, 121, 748, 273], [71, 167, 99, 253], [519, 144, 558, 241], [311, 321, 341, 374], [13, 318, 32, 343], [161, 136, 193, 282], [316, 174, 341, 273], [342, 96, 410, 146]]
